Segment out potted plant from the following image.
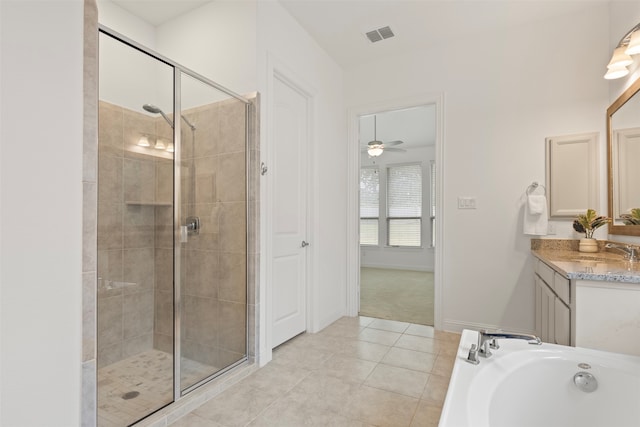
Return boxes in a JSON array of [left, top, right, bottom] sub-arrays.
[[573, 209, 611, 252]]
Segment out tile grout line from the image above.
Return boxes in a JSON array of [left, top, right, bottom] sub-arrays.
[[240, 367, 315, 427]]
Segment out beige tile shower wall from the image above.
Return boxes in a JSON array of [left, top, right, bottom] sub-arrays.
[[82, 2, 98, 424], [247, 94, 260, 363], [178, 98, 248, 369], [97, 101, 169, 368]]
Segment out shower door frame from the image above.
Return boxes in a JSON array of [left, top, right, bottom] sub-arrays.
[[98, 24, 252, 404]]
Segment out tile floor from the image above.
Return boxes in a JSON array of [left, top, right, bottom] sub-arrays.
[[171, 316, 460, 427]]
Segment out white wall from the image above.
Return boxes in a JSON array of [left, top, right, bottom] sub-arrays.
[[257, 0, 347, 353], [97, 0, 171, 115], [360, 146, 435, 271], [0, 1, 84, 425], [98, 0, 257, 114], [97, 0, 156, 47], [156, 1, 257, 97], [346, 4, 610, 333]]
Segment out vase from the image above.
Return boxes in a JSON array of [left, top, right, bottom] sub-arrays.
[[579, 238, 599, 253]]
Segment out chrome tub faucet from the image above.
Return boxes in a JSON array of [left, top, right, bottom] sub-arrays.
[[605, 243, 638, 261], [467, 330, 542, 364]]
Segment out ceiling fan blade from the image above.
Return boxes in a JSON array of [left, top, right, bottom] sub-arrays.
[[384, 147, 407, 152], [384, 140, 404, 147]]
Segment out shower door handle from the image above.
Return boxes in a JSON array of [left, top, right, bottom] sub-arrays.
[[301, 240, 310, 248], [185, 216, 200, 235]]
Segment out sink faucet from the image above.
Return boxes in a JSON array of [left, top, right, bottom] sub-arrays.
[[467, 330, 542, 364], [605, 243, 638, 261]]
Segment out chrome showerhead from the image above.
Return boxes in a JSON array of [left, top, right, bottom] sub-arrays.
[[142, 104, 173, 128], [143, 103, 162, 114], [142, 104, 195, 131]]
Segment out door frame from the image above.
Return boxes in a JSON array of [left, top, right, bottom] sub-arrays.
[[262, 53, 316, 364], [346, 93, 444, 330]]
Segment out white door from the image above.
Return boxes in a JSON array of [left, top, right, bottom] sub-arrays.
[[271, 75, 309, 348]]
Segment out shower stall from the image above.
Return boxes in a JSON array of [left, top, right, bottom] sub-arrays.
[[96, 27, 256, 426]]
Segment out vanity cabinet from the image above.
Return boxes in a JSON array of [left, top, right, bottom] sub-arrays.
[[534, 259, 571, 345]]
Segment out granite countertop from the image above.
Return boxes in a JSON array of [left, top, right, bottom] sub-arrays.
[[532, 245, 640, 284]]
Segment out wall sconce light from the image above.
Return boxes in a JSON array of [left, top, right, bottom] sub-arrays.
[[605, 23, 640, 79], [137, 135, 151, 147]]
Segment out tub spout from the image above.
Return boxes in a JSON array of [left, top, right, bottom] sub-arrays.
[[478, 330, 542, 358]]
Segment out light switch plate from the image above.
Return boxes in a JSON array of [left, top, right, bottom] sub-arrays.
[[458, 197, 477, 209]]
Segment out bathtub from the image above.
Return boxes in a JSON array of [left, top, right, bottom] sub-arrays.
[[439, 329, 640, 427]]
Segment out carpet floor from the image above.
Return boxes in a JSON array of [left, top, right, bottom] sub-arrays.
[[359, 267, 434, 326]]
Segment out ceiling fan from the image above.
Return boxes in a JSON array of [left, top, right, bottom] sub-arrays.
[[362, 115, 406, 157]]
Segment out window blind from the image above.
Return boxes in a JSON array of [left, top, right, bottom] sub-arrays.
[[387, 164, 422, 246], [360, 167, 379, 245]]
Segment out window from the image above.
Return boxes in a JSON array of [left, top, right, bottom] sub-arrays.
[[360, 167, 379, 245], [387, 164, 422, 247]]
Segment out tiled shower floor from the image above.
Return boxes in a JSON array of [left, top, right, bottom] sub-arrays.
[[97, 350, 215, 427]]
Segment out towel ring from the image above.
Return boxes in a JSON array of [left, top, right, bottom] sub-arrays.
[[527, 182, 546, 195]]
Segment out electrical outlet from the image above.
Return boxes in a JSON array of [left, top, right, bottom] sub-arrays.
[[547, 223, 556, 235], [458, 197, 477, 209]]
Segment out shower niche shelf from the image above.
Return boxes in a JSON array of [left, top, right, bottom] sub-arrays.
[[125, 200, 172, 207]]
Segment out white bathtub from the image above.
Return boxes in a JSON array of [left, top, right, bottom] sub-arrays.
[[439, 329, 640, 427]]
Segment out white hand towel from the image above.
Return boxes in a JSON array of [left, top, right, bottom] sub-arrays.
[[527, 195, 546, 215], [523, 195, 548, 235]]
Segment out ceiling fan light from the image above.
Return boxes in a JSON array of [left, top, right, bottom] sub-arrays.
[[368, 146, 383, 157], [625, 30, 640, 55], [604, 64, 629, 80], [608, 46, 634, 68]]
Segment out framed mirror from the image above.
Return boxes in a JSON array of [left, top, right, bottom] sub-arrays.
[[608, 75, 640, 236]]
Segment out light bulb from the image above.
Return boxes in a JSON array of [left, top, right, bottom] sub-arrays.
[[608, 46, 634, 68], [604, 65, 629, 80], [137, 135, 150, 147], [154, 139, 166, 150], [166, 143, 174, 153], [625, 30, 640, 56]]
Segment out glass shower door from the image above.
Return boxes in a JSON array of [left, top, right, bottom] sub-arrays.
[[98, 27, 250, 422], [177, 72, 248, 393], [97, 32, 175, 426]]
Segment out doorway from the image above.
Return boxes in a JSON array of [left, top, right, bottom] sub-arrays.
[[351, 101, 441, 327]]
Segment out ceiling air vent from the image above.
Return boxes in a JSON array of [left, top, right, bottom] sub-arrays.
[[365, 26, 395, 43]]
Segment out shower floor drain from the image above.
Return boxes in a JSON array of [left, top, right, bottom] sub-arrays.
[[121, 391, 140, 400]]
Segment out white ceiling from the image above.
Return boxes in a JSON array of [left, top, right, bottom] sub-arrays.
[[108, 1, 609, 68], [110, 0, 211, 26], [278, 0, 608, 69]]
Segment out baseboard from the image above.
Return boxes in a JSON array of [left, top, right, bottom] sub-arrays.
[[361, 263, 434, 272], [313, 308, 344, 334]]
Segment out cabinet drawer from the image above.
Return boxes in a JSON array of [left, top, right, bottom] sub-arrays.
[[535, 259, 555, 289], [554, 273, 570, 304]]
